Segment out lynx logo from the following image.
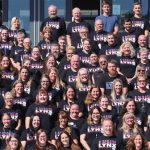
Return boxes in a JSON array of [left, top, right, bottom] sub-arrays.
[[46, 22, 60, 29], [98, 140, 117, 149], [106, 82, 113, 89]]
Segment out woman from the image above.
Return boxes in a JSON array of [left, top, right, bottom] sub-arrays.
[[121, 99, 147, 131], [43, 54, 58, 74], [58, 86, 85, 117], [110, 78, 127, 117], [126, 133, 148, 150], [129, 64, 150, 91], [38, 26, 53, 58], [51, 111, 78, 147], [9, 17, 27, 44], [85, 86, 101, 112], [117, 112, 141, 150], [33, 74, 60, 105], [11, 80, 31, 118], [25, 89, 58, 133], [4, 134, 24, 150], [117, 41, 137, 83], [47, 67, 64, 99], [75, 68, 92, 102], [0, 55, 17, 92], [0, 92, 21, 131], [17, 66, 35, 95], [99, 95, 117, 124], [80, 106, 102, 149], [0, 113, 17, 150], [21, 114, 41, 149], [29, 129, 56, 150], [57, 131, 81, 150]]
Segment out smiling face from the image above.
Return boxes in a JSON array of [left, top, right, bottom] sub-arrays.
[[2, 114, 11, 128], [91, 87, 100, 99], [1, 56, 10, 69], [114, 81, 122, 94], [124, 115, 135, 127], [32, 115, 40, 129], [14, 82, 24, 95], [79, 69, 89, 83], [60, 132, 70, 147], [133, 4, 142, 16], [102, 120, 113, 137], [126, 101, 136, 113], [20, 68, 29, 80], [92, 108, 101, 122], [9, 137, 19, 150], [66, 87, 75, 100], [134, 135, 143, 148], [122, 44, 131, 56], [38, 132, 47, 146], [38, 91, 48, 104], [99, 97, 109, 110]]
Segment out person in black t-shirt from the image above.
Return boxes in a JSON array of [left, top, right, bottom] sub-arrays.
[[85, 86, 101, 113], [0, 92, 22, 131], [21, 114, 41, 149], [91, 119, 118, 150], [40, 5, 66, 42], [95, 59, 128, 95], [38, 26, 53, 59], [25, 89, 58, 133], [131, 2, 150, 38], [66, 7, 92, 46], [90, 19, 108, 50], [28, 129, 56, 150], [58, 46, 75, 78], [117, 112, 141, 150], [117, 41, 137, 83], [61, 54, 81, 87], [80, 106, 102, 149], [100, 33, 120, 60], [128, 75, 150, 116], [121, 99, 147, 132], [51, 111, 78, 147], [118, 18, 142, 48], [126, 133, 148, 150], [0, 113, 17, 150]]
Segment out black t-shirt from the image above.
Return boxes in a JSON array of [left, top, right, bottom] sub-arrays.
[[67, 20, 92, 43], [50, 126, 77, 141], [0, 107, 21, 129], [95, 72, 128, 95], [131, 17, 150, 32], [0, 41, 12, 56], [80, 123, 102, 147], [117, 56, 137, 78], [68, 117, 85, 138], [90, 30, 108, 50], [118, 28, 142, 48], [61, 68, 78, 87], [10, 45, 24, 61], [0, 126, 16, 150], [128, 89, 150, 115], [16, 50, 31, 63], [37, 40, 51, 58], [91, 134, 118, 150], [26, 103, 58, 132], [40, 16, 66, 41]]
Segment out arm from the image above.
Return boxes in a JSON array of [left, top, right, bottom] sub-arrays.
[[113, 25, 119, 36], [21, 141, 27, 149], [66, 35, 72, 46], [15, 119, 22, 131], [25, 117, 31, 129], [80, 134, 90, 150]]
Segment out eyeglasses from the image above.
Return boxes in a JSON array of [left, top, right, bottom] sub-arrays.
[[137, 69, 145, 72]]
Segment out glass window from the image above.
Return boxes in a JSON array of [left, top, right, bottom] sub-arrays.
[[44, 0, 66, 18], [8, 0, 30, 33], [141, 0, 148, 17]]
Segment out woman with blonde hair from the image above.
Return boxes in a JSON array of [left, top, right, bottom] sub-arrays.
[[117, 41, 137, 83], [117, 112, 141, 150], [110, 78, 127, 119], [75, 68, 92, 102]]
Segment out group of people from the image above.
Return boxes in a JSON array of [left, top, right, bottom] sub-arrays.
[[0, 0, 150, 149]]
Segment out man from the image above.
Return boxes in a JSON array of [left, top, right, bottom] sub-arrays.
[[95, 0, 119, 36], [61, 54, 81, 87], [131, 2, 150, 38], [66, 7, 92, 46], [118, 18, 142, 48], [95, 60, 128, 95], [91, 119, 118, 150], [40, 5, 66, 41], [90, 19, 108, 50]]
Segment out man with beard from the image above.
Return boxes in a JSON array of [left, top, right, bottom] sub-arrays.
[[95, 60, 128, 95], [40, 5, 66, 41]]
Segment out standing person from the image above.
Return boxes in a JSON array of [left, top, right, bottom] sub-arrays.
[[40, 5, 66, 42], [91, 119, 118, 150], [131, 2, 150, 38], [80, 106, 102, 149], [66, 7, 92, 46], [95, 0, 119, 36]]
